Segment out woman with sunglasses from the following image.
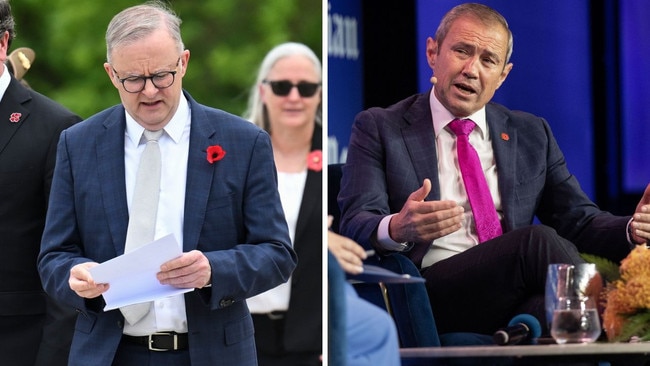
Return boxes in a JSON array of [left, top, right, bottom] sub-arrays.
[[243, 42, 322, 366]]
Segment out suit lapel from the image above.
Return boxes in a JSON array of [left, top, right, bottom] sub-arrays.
[[402, 92, 441, 201], [183, 97, 215, 251], [96, 108, 130, 254], [487, 104, 516, 231], [0, 78, 30, 157], [294, 125, 322, 247]]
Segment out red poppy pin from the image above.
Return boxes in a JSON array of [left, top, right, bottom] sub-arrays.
[[9, 112, 21, 123], [206, 145, 226, 164], [501, 132, 510, 141], [307, 149, 322, 172]]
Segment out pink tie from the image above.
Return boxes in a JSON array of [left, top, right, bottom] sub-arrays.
[[448, 119, 502, 243]]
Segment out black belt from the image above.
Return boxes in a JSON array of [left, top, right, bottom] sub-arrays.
[[123, 332, 188, 351]]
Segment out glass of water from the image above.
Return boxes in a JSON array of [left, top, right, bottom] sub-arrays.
[[551, 296, 601, 344]]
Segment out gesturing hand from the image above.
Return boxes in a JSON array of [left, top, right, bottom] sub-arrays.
[[389, 179, 464, 244], [631, 183, 650, 244]]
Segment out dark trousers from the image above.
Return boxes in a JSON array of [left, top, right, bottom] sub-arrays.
[[252, 314, 321, 366], [422, 225, 584, 336], [112, 340, 190, 366], [0, 313, 45, 366]]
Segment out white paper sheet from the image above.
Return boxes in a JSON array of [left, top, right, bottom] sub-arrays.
[[88, 234, 194, 311]]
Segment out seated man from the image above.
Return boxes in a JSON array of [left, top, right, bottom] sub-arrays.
[[338, 2, 650, 336]]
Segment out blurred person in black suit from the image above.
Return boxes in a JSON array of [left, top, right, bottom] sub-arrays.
[[0, 1, 81, 365]]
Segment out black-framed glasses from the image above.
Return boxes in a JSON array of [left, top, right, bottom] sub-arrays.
[[112, 58, 180, 93], [263, 80, 321, 97]]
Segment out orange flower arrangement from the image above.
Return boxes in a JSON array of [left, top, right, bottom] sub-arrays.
[[601, 244, 650, 341]]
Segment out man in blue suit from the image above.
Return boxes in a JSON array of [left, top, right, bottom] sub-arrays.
[[338, 3, 650, 336], [38, 3, 296, 365]]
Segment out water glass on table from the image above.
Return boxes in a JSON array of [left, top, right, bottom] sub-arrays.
[[550, 296, 601, 344], [545, 263, 603, 344]]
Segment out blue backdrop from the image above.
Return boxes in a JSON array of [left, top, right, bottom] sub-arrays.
[[328, 0, 650, 204], [418, 0, 594, 197], [327, 0, 362, 164], [621, 1, 650, 193]]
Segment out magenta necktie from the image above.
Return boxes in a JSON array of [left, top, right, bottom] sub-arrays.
[[448, 119, 502, 243]]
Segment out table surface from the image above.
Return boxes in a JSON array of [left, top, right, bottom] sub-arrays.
[[400, 342, 650, 358]]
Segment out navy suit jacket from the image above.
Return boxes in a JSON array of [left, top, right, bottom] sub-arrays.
[[38, 91, 296, 366], [339, 91, 631, 263]]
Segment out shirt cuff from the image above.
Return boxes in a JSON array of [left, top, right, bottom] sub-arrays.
[[377, 214, 410, 251], [626, 217, 640, 247]]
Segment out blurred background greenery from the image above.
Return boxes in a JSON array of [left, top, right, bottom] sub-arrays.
[[9, 0, 322, 119]]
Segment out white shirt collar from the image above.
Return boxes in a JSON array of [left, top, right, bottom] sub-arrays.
[[429, 89, 488, 139], [125, 94, 190, 145], [0, 66, 12, 99]]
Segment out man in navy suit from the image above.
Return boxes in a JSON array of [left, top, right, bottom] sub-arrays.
[[338, 3, 650, 336], [38, 3, 295, 365]]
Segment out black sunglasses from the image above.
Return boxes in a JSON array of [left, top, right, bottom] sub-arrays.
[[263, 80, 321, 97]]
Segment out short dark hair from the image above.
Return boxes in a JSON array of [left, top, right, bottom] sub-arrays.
[[0, 0, 15, 48]]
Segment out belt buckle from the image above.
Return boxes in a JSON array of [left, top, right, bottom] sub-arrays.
[[148, 332, 175, 352]]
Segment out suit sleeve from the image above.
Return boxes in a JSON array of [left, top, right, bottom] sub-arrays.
[[338, 109, 398, 251], [525, 117, 630, 262], [38, 130, 92, 312]]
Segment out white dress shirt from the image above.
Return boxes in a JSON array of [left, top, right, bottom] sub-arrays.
[[246, 170, 306, 313], [122, 95, 191, 336], [377, 90, 503, 267]]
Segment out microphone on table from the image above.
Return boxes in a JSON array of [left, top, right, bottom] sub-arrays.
[[493, 314, 542, 346]]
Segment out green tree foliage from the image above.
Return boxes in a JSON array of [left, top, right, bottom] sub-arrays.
[[10, 0, 322, 119]]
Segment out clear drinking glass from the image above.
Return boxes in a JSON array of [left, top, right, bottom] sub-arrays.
[[545, 263, 603, 331], [545, 263, 572, 330], [551, 296, 601, 344]]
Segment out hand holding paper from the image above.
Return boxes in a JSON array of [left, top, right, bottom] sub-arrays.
[[88, 234, 194, 311], [69, 262, 108, 299]]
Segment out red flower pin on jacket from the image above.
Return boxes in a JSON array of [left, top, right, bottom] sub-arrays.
[[206, 145, 226, 164], [9, 112, 21, 123], [307, 150, 322, 172]]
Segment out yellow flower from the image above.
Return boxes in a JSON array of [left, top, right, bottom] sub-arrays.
[[620, 244, 650, 281], [617, 277, 650, 309]]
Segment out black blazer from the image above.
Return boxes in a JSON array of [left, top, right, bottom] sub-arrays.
[[0, 75, 81, 365], [283, 124, 323, 353]]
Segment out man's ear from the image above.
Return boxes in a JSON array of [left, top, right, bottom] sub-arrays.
[[496, 62, 513, 90], [426, 37, 438, 70], [103, 62, 121, 90], [0, 31, 10, 63]]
